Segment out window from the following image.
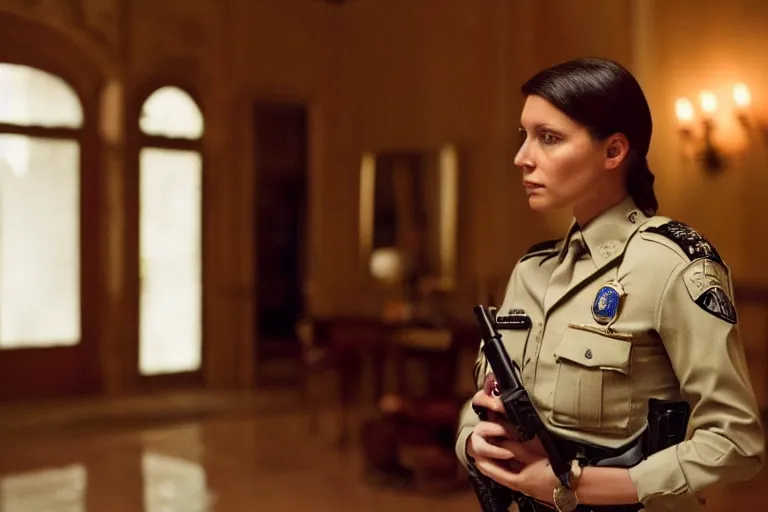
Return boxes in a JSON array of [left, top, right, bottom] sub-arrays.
[[138, 86, 203, 376], [139, 86, 203, 139], [0, 64, 83, 128], [0, 64, 82, 348]]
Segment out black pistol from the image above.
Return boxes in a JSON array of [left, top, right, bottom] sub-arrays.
[[467, 305, 572, 512]]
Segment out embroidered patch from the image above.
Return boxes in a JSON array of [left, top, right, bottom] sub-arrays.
[[682, 259, 737, 324], [645, 221, 723, 264], [592, 280, 626, 327], [596, 240, 621, 259]]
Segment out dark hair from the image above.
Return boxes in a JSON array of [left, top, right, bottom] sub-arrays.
[[521, 57, 658, 216]]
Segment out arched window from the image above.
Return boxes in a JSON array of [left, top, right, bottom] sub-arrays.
[[0, 64, 82, 348], [138, 86, 203, 376]]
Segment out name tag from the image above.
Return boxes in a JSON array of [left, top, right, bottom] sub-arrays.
[[494, 308, 531, 330]]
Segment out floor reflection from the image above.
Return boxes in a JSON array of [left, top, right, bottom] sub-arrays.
[[1, 464, 86, 512], [0, 405, 764, 511], [142, 452, 214, 512], [0, 411, 477, 512]]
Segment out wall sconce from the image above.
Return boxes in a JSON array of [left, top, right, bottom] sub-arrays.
[[675, 83, 752, 173]]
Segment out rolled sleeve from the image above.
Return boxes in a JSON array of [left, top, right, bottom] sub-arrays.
[[628, 445, 705, 509], [628, 259, 765, 509], [455, 300, 496, 470]]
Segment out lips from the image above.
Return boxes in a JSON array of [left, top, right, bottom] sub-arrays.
[[522, 180, 544, 189]]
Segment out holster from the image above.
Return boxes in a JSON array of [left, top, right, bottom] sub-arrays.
[[647, 398, 691, 455]]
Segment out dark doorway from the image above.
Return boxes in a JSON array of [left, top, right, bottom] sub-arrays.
[[253, 104, 307, 364]]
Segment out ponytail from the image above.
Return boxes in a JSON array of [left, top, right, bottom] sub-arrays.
[[627, 154, 658, 217]]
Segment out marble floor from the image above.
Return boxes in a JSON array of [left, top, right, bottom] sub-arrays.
[[0, 390, 765, 511]]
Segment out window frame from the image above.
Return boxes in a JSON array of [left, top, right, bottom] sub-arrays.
[[0, 66, 85, 351], [130, 80, 207, 389], [0, 15, 106, 400]]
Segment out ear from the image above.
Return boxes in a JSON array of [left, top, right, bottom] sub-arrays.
[[604, 133, 630, 170]]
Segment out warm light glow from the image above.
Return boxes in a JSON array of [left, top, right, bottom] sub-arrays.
[[139, 87, 203, 376], [733, 83, 751, 109], [438, 144, 458, 290], [675, 98, 695, 124], [359, 153, 375, 264], [1, 463, 87, 511], [370, 247, 403, 283], [0, 64, 82, 349], [0, 136, 81, 348], [0, 64, 83, 128], [140, 86, 204, 139], [142, 450, 214, 511], [139, 148, 202, 375], [699, 91, 718, 116]]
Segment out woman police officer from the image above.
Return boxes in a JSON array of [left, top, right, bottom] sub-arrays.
[[454, 57, 764, 511]]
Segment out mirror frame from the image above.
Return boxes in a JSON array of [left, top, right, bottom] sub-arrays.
[[358, 144, 459, 292]]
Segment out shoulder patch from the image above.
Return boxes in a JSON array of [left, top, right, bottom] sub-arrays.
[[682, 259, 737, 324], [644, 221, 723, 264]]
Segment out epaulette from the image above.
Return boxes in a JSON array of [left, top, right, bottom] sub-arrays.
[[642, 220, 723, 264], [526, 239, 560, 254], [520, 238, 560, 262]]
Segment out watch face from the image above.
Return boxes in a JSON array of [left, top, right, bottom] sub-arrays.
[[553, 485, 578, 512]]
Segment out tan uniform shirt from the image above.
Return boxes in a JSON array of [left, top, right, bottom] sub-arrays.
[[455, 196, 765, 511]]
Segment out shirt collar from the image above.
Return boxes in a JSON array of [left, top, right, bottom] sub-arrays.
[[556, 196, 648, 265]]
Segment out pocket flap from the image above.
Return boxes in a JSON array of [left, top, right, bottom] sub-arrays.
[[553, 326, 631, 373]]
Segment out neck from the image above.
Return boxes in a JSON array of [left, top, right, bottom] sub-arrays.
[[572, 188, 629, 228]]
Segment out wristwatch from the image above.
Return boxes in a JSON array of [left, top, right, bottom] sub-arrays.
[[553, 460, 583, 512]]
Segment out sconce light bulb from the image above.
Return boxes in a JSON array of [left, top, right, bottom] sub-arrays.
[[733, 83, 751, 108], [699, 91, 718, 115], [675, 98, 695, 123], [370, 247, 403, 282]]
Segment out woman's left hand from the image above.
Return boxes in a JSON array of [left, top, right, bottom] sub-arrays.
[[474, 446, 561, 505]]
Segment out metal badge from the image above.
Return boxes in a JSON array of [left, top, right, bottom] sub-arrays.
[[592, 280, 626, 327]]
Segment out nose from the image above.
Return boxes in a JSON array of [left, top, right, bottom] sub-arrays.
[[513, 141, 534, 171]]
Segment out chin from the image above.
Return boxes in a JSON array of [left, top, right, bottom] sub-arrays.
[[526, 192, 557, 212]]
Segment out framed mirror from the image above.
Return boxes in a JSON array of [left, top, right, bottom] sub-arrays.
[[358, 144, 459, 295]]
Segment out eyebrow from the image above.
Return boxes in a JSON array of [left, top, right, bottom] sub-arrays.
[[519, 123, 559, 132]]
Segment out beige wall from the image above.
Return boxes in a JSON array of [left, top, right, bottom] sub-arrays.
[[633, 0, 768, 408], [332, 0, 638, 317], [1, 0, 767, 398], [636, 0, 768, 283]]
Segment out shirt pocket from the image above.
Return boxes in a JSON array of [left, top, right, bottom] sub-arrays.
[[550, 324, 632, 435]]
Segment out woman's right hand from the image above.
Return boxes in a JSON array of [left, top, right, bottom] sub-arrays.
[[466, 374, 546, 469]]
